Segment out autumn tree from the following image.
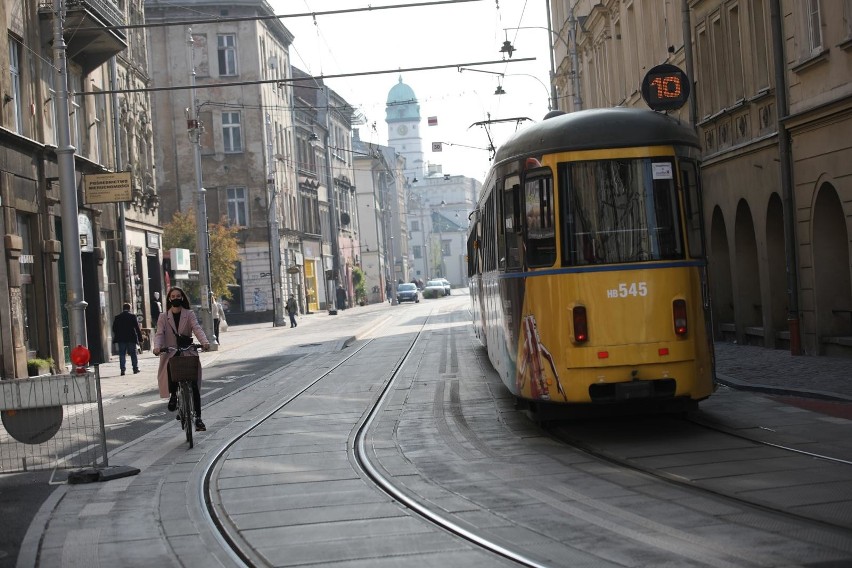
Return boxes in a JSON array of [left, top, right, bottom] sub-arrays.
[[162, 210, 240, 301]]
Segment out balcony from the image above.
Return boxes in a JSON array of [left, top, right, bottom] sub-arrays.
[[39, 0, 127, 74]]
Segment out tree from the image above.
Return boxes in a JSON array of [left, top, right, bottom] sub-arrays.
[[162, 210, 240, 301], [351, 266, 367, 305]]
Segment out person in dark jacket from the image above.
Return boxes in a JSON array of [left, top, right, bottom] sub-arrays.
[[113, 302, 143, 375]]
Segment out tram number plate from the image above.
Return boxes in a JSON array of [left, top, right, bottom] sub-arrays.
[[607, 282, 648, 298]]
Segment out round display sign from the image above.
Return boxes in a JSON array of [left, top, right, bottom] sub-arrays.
[[2, 407, 64, 444], [641, 64, 690, 111]]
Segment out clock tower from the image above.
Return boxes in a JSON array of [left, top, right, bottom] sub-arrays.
[[386, 76, 424, 183]]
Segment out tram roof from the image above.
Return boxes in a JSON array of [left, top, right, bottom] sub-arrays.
[[492, 107, 699, 164]]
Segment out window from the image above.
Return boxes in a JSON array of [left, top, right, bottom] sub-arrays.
[[561, 159, 684, 266], [503, 175, 522, 271], [69, 73, 82, 149], [727, 4, 745, 103], [680, 160, 706, 259], [94, 90, 108, 164], [523, 170, 556, 268], [226, 186, 247, 226], [222, 112, 242, 153], [711, 14, 729, 109], [805, 0, 823, 54], [751, 0, 770, 91], [696, 24, 713, 116], [42, 50, 57, 145], [8, 37, 23, 133], [411, 220, 420, 232], [217, 34, 237, 76], [413, 245, 422, 259]]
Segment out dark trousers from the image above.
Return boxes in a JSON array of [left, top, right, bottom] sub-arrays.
[[168, 373, 202, 416], [214, 318, 220, 341], [288, 312, 297, 327], [117, 342, 138, 372]]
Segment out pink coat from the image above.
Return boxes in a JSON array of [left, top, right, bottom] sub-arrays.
[[153, 308, 209, 398]]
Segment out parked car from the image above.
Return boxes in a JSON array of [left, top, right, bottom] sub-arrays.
[[422, 280, 447, 299], [439, 278, 451, 296], [396, 282, 419, 303]]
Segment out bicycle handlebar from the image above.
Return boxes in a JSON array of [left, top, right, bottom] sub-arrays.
[[158, 344, 207, 354]]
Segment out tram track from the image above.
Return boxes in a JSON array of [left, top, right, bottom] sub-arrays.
[[187, 299, 852, 567], [199, 304, 549, 567], [546, 411, 852, 534]]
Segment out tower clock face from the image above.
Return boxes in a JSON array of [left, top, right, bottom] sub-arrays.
[[397, 125, 408, 135]]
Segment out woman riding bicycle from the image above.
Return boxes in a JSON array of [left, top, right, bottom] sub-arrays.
[[152, 286, 210, 431]]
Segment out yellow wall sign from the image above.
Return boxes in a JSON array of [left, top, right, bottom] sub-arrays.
[[83, 172, 133, 204]]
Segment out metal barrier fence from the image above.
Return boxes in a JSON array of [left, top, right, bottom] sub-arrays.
[[0, 369, 107, 474]]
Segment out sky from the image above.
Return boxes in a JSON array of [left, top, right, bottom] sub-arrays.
[[269, 0, 554, 183]]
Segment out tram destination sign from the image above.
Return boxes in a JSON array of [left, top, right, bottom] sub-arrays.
[[83, 171, 133, 204], [641, 63, 690, 112]]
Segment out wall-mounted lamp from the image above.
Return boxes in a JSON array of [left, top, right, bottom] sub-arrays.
[[494, 84, 506, 96], [308, 132, 320, 148], [254, 196, 266, 208]]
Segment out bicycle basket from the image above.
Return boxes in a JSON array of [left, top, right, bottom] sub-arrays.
[[168, 355, 200, 382]]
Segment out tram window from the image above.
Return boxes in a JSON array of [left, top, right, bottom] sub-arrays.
[[524, 173, 556, 267], [562, 159, 685, 266], [504, 175, 523, 271], [680, 160, 706, 258], [496, 179, 507, 270]]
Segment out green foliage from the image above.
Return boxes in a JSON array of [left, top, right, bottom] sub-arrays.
[[162, 210, 240, 301], [351, 266, 367, 303], [27, 357, 54, 376]]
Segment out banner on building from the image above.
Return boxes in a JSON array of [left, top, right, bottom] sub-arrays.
[[428, 116, 438, 126], [83, 171, 133, 204]]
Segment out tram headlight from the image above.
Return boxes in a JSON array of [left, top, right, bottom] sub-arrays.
[[572, 305, 589, 343], [673, 299, 688, 336]]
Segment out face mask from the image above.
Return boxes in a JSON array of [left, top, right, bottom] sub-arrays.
[[169, 299, 182, 308]]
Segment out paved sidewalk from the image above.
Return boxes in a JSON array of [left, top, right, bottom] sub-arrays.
[[714, 341, 852, 401]]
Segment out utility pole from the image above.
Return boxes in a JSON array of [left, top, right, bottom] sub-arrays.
[[187, 30, 217, 348], [53, 0, 88, 350], [266, 114, 285, 326], [321, 85, 340, 314]]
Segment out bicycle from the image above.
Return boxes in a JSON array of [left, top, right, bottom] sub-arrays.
[[164, 344, 203, 448]]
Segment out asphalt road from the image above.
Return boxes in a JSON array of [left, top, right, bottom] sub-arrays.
[[0, 349, 304, 568]]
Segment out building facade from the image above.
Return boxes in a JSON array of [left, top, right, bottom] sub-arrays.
[[145, 0, 298, 325], [352, 135, 407, 303], [549, 0, 852, 357], [290, 68, 359, 312], [1, 0, 161, 376]]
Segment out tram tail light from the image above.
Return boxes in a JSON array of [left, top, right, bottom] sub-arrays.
[[572, 305, 589, 343], [673, 299, 688, 336]]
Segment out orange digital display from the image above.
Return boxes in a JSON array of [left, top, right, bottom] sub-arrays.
[[641, 64, 690, 111]]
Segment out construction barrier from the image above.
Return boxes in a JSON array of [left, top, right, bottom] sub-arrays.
[[0, 369, 107, 474]]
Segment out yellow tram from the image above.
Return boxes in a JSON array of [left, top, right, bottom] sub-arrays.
[[467, 104, 715, 414]]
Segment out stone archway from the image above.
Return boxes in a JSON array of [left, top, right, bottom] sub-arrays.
[[813, 183, 852, 340], [766, 194, 787, 344], [709, 206, 733, 339], [734, 200, 762, 335]]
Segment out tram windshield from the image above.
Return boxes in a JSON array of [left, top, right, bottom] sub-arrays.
[[561, 158, 684, 265]]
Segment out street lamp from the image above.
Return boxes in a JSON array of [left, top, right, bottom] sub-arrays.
[[309, 113, 340, 315], [502, 16, 583, 111], [265, 114, 285, 327], [187, 31, 217, 347]]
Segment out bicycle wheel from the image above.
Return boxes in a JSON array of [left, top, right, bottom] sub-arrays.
[[181, 384, 193, 448]]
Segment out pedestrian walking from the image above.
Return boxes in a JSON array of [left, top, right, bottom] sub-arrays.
[[286, 295, 298, 328], [151, 291, 162, 323], [113, 302, 143, 376], [211, 296, 224, 343], [336, 285, 347, 311]]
